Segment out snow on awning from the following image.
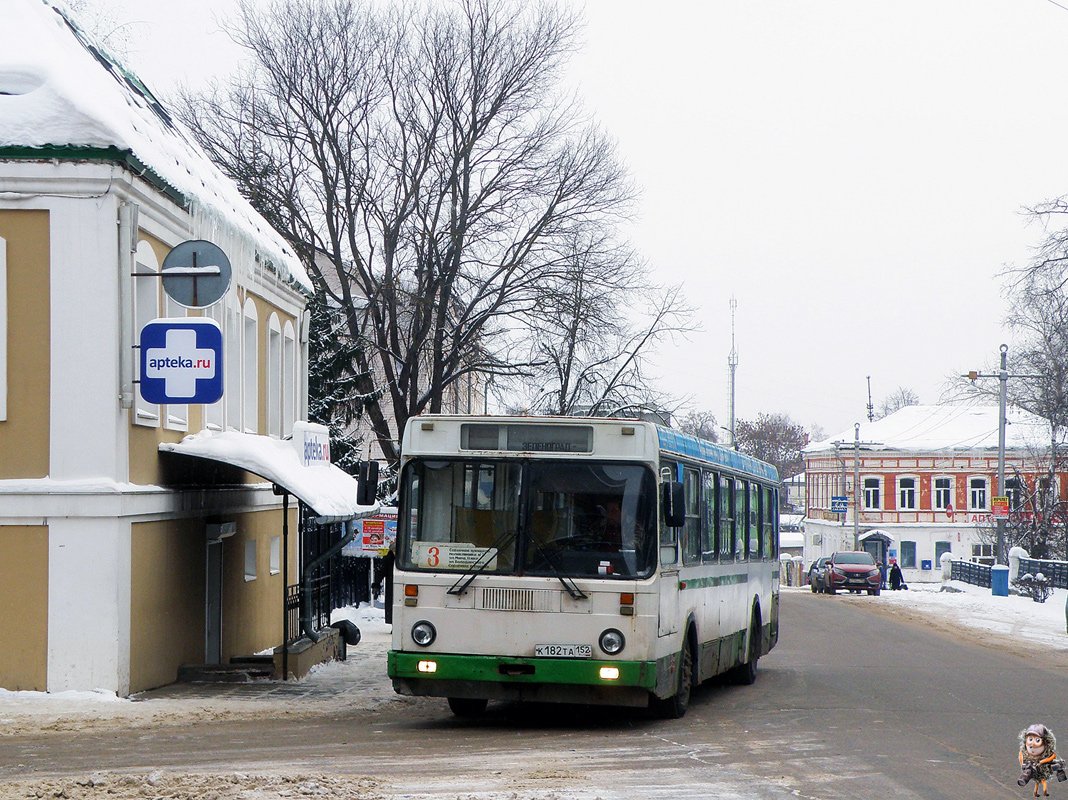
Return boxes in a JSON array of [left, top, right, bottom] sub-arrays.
[[159, 424, 378, 523], [858, 529, 895, 542], [780, 531, 804, 549]]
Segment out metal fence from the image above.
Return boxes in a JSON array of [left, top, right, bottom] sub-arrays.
[[1018, 557, 1068, 589], [950, 559, 992, 588]]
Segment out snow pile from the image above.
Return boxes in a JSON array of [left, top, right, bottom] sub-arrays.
[[0, 0, 311, 290]]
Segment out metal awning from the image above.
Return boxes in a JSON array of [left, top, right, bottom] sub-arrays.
[[159, 426, 379, 523], [858, 529, 895, 542]]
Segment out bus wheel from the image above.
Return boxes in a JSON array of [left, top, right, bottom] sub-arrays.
[[732, 611, 761, 686], [652, 640, 694, 719], [447, 697, 488, 718]]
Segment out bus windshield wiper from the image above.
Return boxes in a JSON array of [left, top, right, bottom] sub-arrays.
[[527, 536, 588, 600], [447, 529, 519, 596]]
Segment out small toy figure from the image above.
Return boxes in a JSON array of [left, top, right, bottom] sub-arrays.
[[1019, 724, 1068, 797]]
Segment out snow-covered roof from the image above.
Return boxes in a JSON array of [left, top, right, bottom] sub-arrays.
[[159, 430, 379, 523], [805, 405, 1052, 455], [0, 0, 311, 291]]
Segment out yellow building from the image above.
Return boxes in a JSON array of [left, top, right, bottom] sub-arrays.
[[0, 0, 372, 695]]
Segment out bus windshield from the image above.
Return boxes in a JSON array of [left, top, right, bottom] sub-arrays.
[[399, 459, 657, 579]]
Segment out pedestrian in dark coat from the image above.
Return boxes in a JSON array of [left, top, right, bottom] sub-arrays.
[[889, 561, 903, 591]]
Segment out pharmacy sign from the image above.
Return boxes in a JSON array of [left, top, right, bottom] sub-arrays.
[[139, 318, 223, 404]]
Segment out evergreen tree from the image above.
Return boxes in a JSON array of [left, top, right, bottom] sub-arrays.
[[306, 293, 379, 475]]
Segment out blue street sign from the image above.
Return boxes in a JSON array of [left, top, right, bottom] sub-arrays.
[[139, 318, 223, 405], [831, 496, 848, 513]]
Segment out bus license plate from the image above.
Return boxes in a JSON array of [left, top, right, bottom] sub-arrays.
[[535, 644, 592, 658]]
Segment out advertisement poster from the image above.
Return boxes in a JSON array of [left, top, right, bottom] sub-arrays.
[[342, 509, 397, 557]]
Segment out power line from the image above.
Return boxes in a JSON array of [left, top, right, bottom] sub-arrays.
[[1047, 0, 1068, 11]]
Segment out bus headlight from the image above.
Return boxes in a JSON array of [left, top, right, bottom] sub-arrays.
[[411, 620, 437, 647], [598, 628, 626, 655]]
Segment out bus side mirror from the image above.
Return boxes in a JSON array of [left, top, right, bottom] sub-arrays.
[[662, 481, 685, 528], [358, 460, 380, 506]]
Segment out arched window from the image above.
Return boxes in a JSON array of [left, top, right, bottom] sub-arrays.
[[283, 320, 297, 436], [163, 289, 187, 431], [203, 300, 225, 431], [133, 241, 159, 427], [267, 313, 282, 438], [225, 295, 242, 432], [242, 298, 258, 434]]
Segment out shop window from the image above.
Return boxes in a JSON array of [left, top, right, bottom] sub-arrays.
[[244, 539, 257, 581], [900, 540, 916, 569], [270, 536, 281, 575]]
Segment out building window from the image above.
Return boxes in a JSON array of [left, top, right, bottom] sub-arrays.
[[133, 241, 160, 427], [1005, 477, 1024, 511], [267, 313, 282, 438], [934, 541, 952, 563], [969, 477, 988, 510], [900, 540, 916, 569], [242, 298, 258, 434], [225, 296, 242, 432], [863, 477, 881, 510], [244, 539, 257, 581], [283, 321, 297, 436], [898, 477, 917, 510], [270, 536, 281, 575], [203, 301, 225, 431], [972, 543, 994, 565], [163, 293, 187, 431], [933, 477, 952, 510]]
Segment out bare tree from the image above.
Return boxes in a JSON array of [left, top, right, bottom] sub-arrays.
[[735, 413, 808, 481], [875, 387, 920, 420], [177, 0, 640, 463], [677, 410, 719, 443]]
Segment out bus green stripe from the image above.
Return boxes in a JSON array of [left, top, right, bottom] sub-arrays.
[[388, 651, 657, 690], [680, 573, 748, 590]]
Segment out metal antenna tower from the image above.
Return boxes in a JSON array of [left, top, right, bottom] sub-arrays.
[[728, 297, 738, 449], [866, 376, 874, 422]]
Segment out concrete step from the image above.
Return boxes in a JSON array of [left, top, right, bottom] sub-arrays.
[[177, 659, 275, 683]]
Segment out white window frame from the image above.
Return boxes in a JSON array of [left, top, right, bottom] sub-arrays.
[[897, 476, 917, 510], [862, 476, 882, 510], [242, 298, 259, 434], [270, 535, 281, 575], [244, 539, 257, 582], [1005, 476, 1025, 511], [267, 313, 282, 438], [933, 476, 953, 510], [0, 234, 6, 421], [133, 241, 160, 427], [225, 295, 242, 432], [969, 476, 988, 511], [202, 301, 225, 431], [283, 320, 297, 437], [162, 293, 188, 432]]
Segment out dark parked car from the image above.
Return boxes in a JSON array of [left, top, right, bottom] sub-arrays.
[[824, 551, 881, 595], [808, 556, 830, 593]]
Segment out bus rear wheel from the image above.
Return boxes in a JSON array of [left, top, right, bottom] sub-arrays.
[[732, 611, 761, 686], [652, 639, 694, 719], [447, 697, 488, 718]]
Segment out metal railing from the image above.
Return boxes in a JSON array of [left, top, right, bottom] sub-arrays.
[[1018, 557, 1068, 589], [949, 559, 992, 588]]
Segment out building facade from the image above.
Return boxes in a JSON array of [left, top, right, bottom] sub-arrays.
[[0, 1, 370, 695], [803, 405, 1061, 585]]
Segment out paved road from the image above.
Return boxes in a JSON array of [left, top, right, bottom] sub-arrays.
[[2, 589, 1060, 798]]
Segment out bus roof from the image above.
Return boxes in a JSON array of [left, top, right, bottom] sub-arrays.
[[656, 427, 779, 482]]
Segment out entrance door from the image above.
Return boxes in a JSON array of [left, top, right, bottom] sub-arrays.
[[206, 540, 223, 664]]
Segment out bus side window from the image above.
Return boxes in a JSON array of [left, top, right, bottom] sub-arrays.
[[719, 475, 733, 561], [682, 467, 701, 566], [763, 486, 777, 558], [702, 470, 717, 563], [659, 461, 678, 565], [748, 482, 760, 559], [735, 480, 747, 561]]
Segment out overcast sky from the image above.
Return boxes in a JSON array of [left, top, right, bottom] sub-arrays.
[[88, 0, 1068, 438]]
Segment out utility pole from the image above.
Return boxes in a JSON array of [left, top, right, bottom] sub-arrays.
[[854, 423, 862, 550], [966, 344, 1040, 564], [866, 376, 874, 422], [727, 297, 738, 449]]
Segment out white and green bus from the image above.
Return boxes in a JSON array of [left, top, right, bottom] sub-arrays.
[[386, 415, 780, 717]]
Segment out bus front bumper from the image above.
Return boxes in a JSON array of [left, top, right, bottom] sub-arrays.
[[388, 651, 658, 708]]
